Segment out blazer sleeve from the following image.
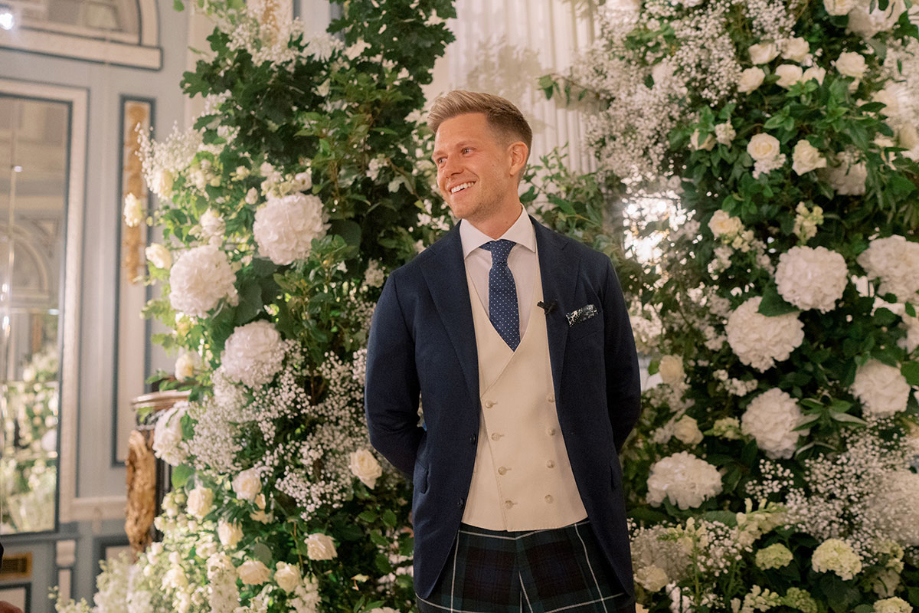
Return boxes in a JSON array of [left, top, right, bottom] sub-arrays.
[[601, 259, 642, 453], [364, 270, 424, 477]]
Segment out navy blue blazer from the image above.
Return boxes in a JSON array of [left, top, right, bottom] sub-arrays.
[[365, 217, 642, 600]]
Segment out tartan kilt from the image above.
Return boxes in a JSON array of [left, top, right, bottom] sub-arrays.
[[416, 520, 635, 613]]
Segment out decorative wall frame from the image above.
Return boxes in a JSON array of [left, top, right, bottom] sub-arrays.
[[0, 0, 162, 69]]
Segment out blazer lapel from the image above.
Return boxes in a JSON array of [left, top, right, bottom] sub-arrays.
[[419, 226, 480, 405], [533, 218, 581, 402]]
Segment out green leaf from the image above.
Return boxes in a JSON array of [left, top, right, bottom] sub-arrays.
[[382, 509, 398, 528], [758, 285, 800, 316], [171, 464, 194, 489], [902, 362, 919, 386], [906, 303, 916, 317], [829, 412, 867, 426], [358, 510, 378, 523], [328, 219, 362, 248], [173, 0, 184, 10]]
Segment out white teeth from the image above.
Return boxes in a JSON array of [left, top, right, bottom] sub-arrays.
[[451, 182, 474, 194]]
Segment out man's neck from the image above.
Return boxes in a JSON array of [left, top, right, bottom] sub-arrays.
[[467, 203, 524, 239]]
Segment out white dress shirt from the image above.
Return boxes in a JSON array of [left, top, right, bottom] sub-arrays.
[[460, 207, 538, 340]]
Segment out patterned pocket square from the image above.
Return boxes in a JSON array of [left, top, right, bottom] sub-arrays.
[[566, 304, 598, 326]]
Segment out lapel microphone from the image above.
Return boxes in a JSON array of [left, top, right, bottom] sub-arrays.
[[537, 301, 558, 314]]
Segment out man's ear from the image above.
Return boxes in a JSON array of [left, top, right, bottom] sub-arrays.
[[507, 141, 528, 178]]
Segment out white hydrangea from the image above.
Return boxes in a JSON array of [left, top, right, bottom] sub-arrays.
[[775, 246, 848, 312], [822, 160, 867, 195], [857, 235, 919, 303], [169, 245, 239, 318], [741, 389, 809, 459], [221, 321, 286, 388], [726, 297, 805, 371], [874, 597, 913, 613], [153, 402, 189, 467], [253, 193, 329, 265], [899, 310, 919, 354], [647, 452, 723, 510], [811, 539, 863, 580], [851, 360, 911, 416]]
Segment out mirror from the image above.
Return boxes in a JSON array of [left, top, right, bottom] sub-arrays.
[[0, 95, 69, 534]]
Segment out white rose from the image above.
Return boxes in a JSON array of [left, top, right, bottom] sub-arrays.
[[635, 565, 670, 592], [738, 67, 766, 93], [349, 449, 383, 489], [690, 130, 716, 151], [792, 140, 828, 175], [153, 169, 174, 198], [238, 560, 270, 585], [749, 42, 779, 65], [245, 187, 259, 205], [274, 562, 301, 592], [836, 52, 867, 78], [872, 88, 900, 117], [747, 133, 781, 162], [306, 533, 338, 560], [658, 355, 685, 386], [124, 193, 144, 227], [217, 520, 243, 548], [781, 37, 810, 62], [174, 351, 197, 380], [673, 416, 704, 445], [232, 468, 262, 501], [145, 243, 172, 270], [775, 64, 805, 88], [824, 0, 855, 14], [802, 66, 826, 85], [187, 486, 213, 518], [709, 210, 743, 239], [199, 209, 226, 240]]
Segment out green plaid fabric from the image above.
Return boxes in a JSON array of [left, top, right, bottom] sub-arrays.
[[416, 520, 634, 613]]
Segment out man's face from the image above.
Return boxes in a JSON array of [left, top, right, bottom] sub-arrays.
[[432, 113, 522, 226]]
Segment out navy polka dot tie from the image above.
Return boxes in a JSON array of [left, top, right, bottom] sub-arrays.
[[481, 239, 520, 350]]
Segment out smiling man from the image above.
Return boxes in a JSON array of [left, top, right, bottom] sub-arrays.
[[365, 90, 641, 612]]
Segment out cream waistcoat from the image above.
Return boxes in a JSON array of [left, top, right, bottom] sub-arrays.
[[461, 269, 588, 530]]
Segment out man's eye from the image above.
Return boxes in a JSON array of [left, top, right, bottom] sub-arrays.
[[462, 147, 472, 154]]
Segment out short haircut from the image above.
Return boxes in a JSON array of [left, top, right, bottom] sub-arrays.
[[428, 90, 533, 157]]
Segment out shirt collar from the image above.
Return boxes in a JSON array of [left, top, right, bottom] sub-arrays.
[[459, 207, 536, 259]]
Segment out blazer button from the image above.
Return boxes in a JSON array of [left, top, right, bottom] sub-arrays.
[[546, 394, 555, 403], [457, 499, 465, 509], [469, 434, 477, 445], [546, 427, 556, 436], [484, 400, 496, 408], [546, 460, 555, 469]]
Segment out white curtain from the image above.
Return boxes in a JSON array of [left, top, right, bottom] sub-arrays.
[[426, 0, 600, 173]]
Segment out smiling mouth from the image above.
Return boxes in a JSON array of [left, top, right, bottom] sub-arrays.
[[450, 181, 475, 194]]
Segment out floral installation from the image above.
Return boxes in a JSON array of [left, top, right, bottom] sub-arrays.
[[58, 0, 454, 610], [547, 0, 919, 608]]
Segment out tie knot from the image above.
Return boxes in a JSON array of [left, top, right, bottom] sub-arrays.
[[481, 239, 515, 264]]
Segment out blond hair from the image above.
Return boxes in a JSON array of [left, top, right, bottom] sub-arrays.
[[428, 90, 533, 156]]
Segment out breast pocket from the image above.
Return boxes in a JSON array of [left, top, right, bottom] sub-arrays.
[[568, 310, 603, 343]]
